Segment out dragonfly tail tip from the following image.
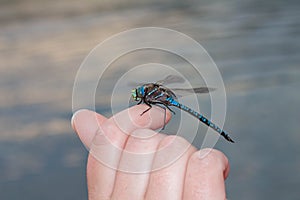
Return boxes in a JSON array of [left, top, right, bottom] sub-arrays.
[[227, 137, 235, 143]]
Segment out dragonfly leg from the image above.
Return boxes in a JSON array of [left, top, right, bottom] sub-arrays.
[[140, 101, 152, 116], [149, 100, 176, 115], [137, 99, 143, 105], [165, 105, 176, 115], [149, 104, 167, 130], [159, 106, 167, 130]]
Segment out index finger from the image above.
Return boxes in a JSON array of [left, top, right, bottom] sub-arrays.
[[71, 104, 172, 149]]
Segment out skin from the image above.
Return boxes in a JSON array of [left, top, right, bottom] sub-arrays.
[[71, 104, 230, 200]]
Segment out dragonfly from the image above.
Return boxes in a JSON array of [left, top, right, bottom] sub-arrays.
[[131, 75, 234, 143]]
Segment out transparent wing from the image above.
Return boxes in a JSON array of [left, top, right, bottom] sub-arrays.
[[171, 87, 216, 97], [155, 75, 185, 85], [128, 75, 185, 87]]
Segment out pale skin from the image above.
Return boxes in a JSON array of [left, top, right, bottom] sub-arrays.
[[71, 104, 230, 200]]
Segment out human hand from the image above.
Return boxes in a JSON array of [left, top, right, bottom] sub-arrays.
[[71, 105, 230, 200]]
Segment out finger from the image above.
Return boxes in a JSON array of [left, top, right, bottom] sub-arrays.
[[71, 109, 107, 149], [71, 110, 109, 200], [87, 105, 172, 199], [183, 148, 230, 200], [108, 104, 172, 135], [112, 129, 165, 200], [145, 136, 197, 200]]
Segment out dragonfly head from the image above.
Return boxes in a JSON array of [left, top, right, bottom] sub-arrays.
[[131, 88, 140, 101], [131, 86, 145, 101]]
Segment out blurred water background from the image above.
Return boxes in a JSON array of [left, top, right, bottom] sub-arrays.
[[0, 0, 300, 199]]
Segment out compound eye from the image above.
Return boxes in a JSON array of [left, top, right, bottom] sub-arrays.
[[131, 89, 138, 101]]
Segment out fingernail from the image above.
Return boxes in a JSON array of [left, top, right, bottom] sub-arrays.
[[198, 148, 212, 159], [71, 109, 88, 131]]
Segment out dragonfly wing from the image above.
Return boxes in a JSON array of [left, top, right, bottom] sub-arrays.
[[129, 75, 185, 87], [156, 75, 185, 85], [171, 87, 216, 97]]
